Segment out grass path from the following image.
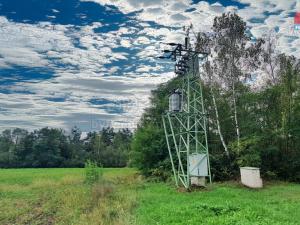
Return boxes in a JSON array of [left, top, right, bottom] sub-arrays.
[[1, 168, 300, 225]]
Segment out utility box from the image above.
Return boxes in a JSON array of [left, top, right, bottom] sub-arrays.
[[240, 167, 263, 188], [189, 153, 208, 186]]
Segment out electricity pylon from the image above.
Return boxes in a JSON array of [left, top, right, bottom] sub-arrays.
[[161, 28, 211, 189]]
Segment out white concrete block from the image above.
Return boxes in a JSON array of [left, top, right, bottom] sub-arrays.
[[240, 167, 263, 188], [191, 176, 206, 186]]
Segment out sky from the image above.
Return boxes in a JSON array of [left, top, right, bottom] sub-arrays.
[[0, 0, 299, 132]]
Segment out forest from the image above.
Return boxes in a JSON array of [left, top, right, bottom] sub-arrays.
[[0, 127, 132, 168]]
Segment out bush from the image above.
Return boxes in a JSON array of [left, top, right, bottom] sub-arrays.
[[130, 124, 168, 176], [264, 171, 278, 180], [260, 145, 280, 176], [230, 136, 261, 168], [210, 151, 239, 181], [85, 160, 102, 184], [149, 163, 172, 182]]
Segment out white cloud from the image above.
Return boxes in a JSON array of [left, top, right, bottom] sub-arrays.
[[120, 39, 132, 48], [238, 0, 296, 13], [0, 9, 174, 130], [0, 70, 173, 131], [0, 16, 130, 73], [1, 0, 300, 131], [135, 36, 151, 45], [236, 0, 300, 59]]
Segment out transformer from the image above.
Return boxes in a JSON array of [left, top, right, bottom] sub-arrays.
[[169, 89, 182, 112]]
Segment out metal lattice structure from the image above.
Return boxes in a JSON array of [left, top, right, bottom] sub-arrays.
[[161, 29, 211, 189]]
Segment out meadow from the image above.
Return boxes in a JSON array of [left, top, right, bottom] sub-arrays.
[[0, 168, 300, 225]]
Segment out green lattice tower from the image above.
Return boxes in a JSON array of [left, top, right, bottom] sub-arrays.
[[162, 53, 212, 189]]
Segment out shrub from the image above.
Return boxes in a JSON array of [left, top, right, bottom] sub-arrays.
[[210, 152, 238, 181], [130, 124, 168, 176], [85, 160, 102, 184], [264, 171, 278, 180], [230, 136, 261, 168]]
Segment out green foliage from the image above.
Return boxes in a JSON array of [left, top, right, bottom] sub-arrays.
[[0, 127, 132, 169], [130, 78, 181, 177], [130, 13, 300, 184], [210, 153, 238, 181], [230, 136, 262, 167], [130, 123, 168, 176], [84, 160, 102, 184], [131, 56, 300, 182], [85, 128, 132, 168]]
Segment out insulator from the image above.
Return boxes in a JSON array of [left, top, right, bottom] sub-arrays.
[[185, 37, 189, 49]]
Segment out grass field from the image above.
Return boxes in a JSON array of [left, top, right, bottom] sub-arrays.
[[0, 168, 300, 225]]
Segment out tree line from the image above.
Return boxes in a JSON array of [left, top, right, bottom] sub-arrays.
[[130, 13, 300, 182], [0, 127, 132, 168]]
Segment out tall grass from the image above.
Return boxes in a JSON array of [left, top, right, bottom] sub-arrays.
[[0, 168, 138, 225]]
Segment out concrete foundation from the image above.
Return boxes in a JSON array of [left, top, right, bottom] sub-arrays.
[[191, 176, 206, 186]]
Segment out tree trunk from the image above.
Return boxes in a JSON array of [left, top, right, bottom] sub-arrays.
[[232, 82, 240, 147], [210, 86, 230, 157]]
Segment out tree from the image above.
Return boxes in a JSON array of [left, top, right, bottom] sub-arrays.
[[261, 32, 280, 85], [32, 128, 65, 167], [211, 12, 263, 147], [130, 77, 180, 176], [11, 128, 28, 167], [83, 128, 132, 167], [67, 126, 86, 167], [278, 55, 300, 153], [0, 130, 13, 167], [131, 124, 167, 176], [197, 31, 230, 156], [0, 126, 132, 169], [112, 129, 132, 167]]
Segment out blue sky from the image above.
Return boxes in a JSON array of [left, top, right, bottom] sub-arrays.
[[0, 0, 299, 132]]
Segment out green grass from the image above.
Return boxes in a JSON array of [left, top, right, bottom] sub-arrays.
[[0, 168, 138, 225], [0, 168, 300, 225], [135, 182, 300, 225]]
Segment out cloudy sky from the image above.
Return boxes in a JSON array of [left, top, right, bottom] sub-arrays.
[[0, 0, 299, 132]]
